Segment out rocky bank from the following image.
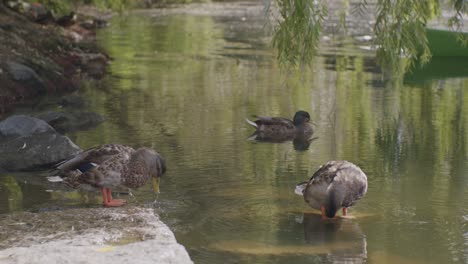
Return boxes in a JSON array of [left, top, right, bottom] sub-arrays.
[[0, 1, 109, 114]]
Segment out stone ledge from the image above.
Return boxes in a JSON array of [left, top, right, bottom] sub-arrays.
[[0, 207, 192, 264]]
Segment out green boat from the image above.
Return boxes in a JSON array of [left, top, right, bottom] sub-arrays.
[[426, 28, 468, 57], [404, 28, 468, 84], [404, 56, 468, 83]]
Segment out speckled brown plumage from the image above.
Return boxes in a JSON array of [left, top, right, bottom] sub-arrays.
[[296, 160, 367, 218], [56, 144, 166, 206]]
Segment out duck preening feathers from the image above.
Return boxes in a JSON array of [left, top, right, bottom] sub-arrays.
[[295, 161, 367, 219], [51, 144, 166, 207]]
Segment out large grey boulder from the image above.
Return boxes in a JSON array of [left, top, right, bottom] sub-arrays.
[[0, 207, 193, 264], [6, 62, 46, 95], [0, 115, 54, 138], [0, 115, 81, 171]]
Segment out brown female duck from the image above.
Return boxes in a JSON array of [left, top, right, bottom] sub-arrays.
[[246, 110, 313, 141], [52, 144, 166, 207], [295, 161, 367, 219]]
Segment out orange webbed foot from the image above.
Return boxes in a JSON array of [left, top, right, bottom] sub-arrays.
[[320, 205, 328, 220], [101, 188, 126, 207], [342, 207, 348, 216], [103, 199, 126, 207]]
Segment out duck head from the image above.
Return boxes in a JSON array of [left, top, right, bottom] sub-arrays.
[[134, 148, 166, 193], [293, 111, 311, 126], [324, 189, 344, 218]]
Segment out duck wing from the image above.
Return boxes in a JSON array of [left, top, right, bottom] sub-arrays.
[[57, 144, 134, 172], [307, 161, 343, 185], [57, 145, 135, 189], [253, 116, 295, 129]]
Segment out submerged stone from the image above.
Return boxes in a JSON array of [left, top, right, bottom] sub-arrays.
[[36, 111, 105, 133]]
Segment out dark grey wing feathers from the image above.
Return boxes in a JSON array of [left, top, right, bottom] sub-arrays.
[[309, 161, 342, 184], [254, 116, 294, 128], [56, 144, 126, 171]]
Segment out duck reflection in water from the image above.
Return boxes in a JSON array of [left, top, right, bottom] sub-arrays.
[[301, 212, 367, 263], [293, 135, 318, 151], [245, 110, 316, 150]]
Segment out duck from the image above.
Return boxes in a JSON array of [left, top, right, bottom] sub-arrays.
[[50, 144, 166, 207], [56, 11, 77, 27], [245, 110, 313, 141], [295, 161, 367, 219]]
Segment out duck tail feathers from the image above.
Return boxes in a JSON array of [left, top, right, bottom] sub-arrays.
[[246, 133, 258, 141], [47, 176, 64, 182], [245, 118, 258, 128], [294, 181, 308, 196]]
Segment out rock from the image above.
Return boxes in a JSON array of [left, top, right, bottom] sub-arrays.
[[79, 18, 108, 30], [0, 115, 54, 139], [0, 23, 14, 31], [0, 207, 193, 264], [72, 52, 109, 78], [58, 95, 87, 108], [6, 1, 54, 24], [27, 3, 54, 24], [63, 30, 84, 43], [36, 111, 105, 133], [0, 115, 81, 171], [4, 0, 30, 13], [6, 62, 46, 95], [65, 23, 96, 43], [0, 132, 81, 171]]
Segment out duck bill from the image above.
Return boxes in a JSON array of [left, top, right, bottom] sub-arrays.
[[152, 177, 160, 193]]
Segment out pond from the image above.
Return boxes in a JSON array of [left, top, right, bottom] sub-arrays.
[[1, 2, 467, 264]]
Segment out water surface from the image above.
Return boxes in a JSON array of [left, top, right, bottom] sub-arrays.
[[1, 3, 468, 264]]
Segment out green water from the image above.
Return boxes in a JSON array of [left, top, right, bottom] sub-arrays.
[[1, 5, 468, 264]]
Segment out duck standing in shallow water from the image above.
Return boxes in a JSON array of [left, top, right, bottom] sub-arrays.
[[52, 144, 166, 207], [295, 161, 367, 219], [245, 110, 313, 141]]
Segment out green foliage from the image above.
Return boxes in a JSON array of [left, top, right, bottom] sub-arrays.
[[23, 0, 73, 15], [374, 0, 433, 74], [24, 0, 139, 14], [26, 0, 196, 14], [271, 0, 327, 67], [89, 0, 132, 12], [272, 0, 467, 72], [449, 0, 468, 46], [449, 0, 467, 30]]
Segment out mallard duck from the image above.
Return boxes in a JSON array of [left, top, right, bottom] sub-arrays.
[[52, 144, 166, 207], [56, 11, 77, 27], [245, 110, 313, 141], [295, 161, 367, 219]]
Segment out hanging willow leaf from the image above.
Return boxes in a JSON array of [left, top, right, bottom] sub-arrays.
[[271, 0, 327, 67], [271, 0, 466, 73]]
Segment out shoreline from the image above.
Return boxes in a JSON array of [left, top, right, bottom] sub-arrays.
[[0, 2, 111, 115]]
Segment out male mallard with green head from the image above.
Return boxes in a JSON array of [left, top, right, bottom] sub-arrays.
[[246, 110, 313, 141], [295, 161, 367, 219], [51, 144, 166, 207]]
